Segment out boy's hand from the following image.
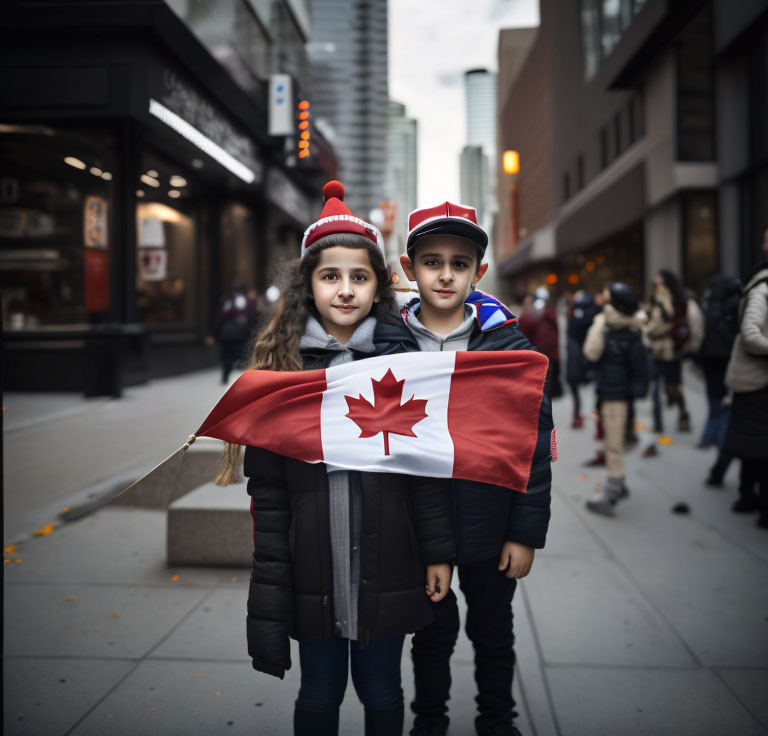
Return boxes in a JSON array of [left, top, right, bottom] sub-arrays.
[[498, 541, 535, 579], [425, 563, 452, 602]]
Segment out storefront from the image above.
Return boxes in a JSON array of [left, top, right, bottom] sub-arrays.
[[1, 4, 323, 394]]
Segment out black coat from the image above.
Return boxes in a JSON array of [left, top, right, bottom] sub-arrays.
[[374, 306, 554, 562], [244, 348, 455, 679], [595, 327, 649, 400], [566, 303, 599, 384]]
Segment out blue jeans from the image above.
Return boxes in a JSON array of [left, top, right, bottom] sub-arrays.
[[295, 635, 405, 736]]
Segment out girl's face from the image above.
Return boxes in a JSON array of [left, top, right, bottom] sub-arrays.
[[311, 246, 379, 344]]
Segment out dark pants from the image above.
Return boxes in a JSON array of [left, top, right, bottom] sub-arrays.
[[411, 558, 518, 728], [295, 635, 405, 736], [568, 380, 582, 419], [218, 339, 246, 383], [738, 459, 768, 520], [651, 359, 687, 432]]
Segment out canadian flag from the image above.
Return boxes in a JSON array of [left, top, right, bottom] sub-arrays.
[[196, 350, 549, 492]]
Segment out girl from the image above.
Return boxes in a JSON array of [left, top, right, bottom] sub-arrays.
[[218, 181, 454, 736]]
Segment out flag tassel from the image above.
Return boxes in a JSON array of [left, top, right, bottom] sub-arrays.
[[111, 435, 197, 507]]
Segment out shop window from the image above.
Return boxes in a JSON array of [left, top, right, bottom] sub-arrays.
[[0, 125, 115, 330], [135, 150, 200, 326], [683, 192, 717, 297], [676, 6, 715, 161], [136, 202, 197, 325], [599, 127, 609, 169]]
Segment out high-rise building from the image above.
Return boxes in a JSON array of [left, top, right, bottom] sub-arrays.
[[465, 68, 498, 158], [308, 0, 388, 217], [384, 101, 418, 263], [461, 68, 499, 294]]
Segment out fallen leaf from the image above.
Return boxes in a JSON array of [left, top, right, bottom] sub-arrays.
[[150, 707, 157, 712], [4, 544, 17, 555], [578, 474, 588, 481], [216, 691, 222, 697], [109, 614, 119, 620], [13, 558, 22, 565], [65, 596, 78, 603], [61, 507, 71, 513], [230, 577, 238, 583], [33, 523, 55, 537], [635, 422, 646, 431], [170, 574, 179, 582], [658, 436, 674, 445], [107, 714, 113, 719], [195, 673, 204, 678], [594, 482, 601, 491]]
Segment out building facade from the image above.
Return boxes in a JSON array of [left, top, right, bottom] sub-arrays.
[[307, 0, 388, 217], [384, 100, 418, 265], [0, 0, 336, 394], [495, 0, 768, 303]]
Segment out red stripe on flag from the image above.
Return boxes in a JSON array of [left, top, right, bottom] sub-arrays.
[[196, 368, 326, 463], [447, 351, 548, 493]]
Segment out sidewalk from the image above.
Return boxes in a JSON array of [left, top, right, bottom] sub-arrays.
[[4, 374, 768, 735]]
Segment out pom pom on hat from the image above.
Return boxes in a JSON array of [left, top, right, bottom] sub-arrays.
[[301, 180, 385, 258], [323, 180, 345, 202]]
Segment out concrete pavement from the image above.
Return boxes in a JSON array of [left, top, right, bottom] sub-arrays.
[[3, 368, 768, 735]]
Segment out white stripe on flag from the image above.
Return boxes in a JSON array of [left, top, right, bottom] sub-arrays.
[[321, 352, 456, 478]]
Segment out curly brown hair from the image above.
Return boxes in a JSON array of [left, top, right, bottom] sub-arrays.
[[215, 233, 394, 485]]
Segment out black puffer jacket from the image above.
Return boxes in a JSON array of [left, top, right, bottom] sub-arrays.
[[583, 305, 649, 400], [374, 303, 553, 562], [244, 349, 454, 679]]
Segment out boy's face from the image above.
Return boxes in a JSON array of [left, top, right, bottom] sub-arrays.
[[400, 236, 487, 315]]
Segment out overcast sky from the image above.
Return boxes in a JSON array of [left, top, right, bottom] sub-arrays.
[[389, 0, 539, 206]]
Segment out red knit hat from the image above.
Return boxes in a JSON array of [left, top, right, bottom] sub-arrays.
[[301, 181, 384, 258]]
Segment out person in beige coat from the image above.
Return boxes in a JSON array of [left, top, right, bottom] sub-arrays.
[[644, 270, 703, 435], [723, 260, 768, 528]]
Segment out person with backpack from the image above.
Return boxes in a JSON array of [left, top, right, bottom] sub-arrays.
[[644, 270, 702, 438], [723, 257, 768, 527], [582, 282, 649, 515], [698, 275, 743, 485]]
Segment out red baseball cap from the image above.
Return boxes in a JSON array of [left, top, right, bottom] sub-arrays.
[[406, 201, 488, 259]]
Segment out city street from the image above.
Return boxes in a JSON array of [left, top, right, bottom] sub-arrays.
[[4, 367, 767, 735]]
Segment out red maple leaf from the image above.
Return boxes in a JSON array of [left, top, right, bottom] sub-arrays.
[[344, 368, 428, 456]]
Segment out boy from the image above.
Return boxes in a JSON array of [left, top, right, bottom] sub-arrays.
[[374, 202, 554, 736], [583, 282, 649, 514]]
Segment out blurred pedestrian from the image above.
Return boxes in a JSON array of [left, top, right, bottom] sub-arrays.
[[698, 275, 742, 486], [566, 291, 598, 428], [644, 270, 702, 436], [519, 287, 563, 398], [723, 256, 768, 527], [210, 281, 259, 384], [583, 283, 649, 516]]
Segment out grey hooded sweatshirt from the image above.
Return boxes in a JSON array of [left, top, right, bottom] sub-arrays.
[[298, 315, 377, 640]]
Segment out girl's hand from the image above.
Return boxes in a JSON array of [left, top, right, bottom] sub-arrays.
[[498, 541, 535, 579], [425, 563, 451, 602]]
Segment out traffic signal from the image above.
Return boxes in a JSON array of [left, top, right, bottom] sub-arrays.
[[298, 100, 310, 159]]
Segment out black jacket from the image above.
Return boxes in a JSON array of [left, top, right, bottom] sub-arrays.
[[244, 348, 454, 679], [584, 306, 649, 400], [373, 303, 554, 562]]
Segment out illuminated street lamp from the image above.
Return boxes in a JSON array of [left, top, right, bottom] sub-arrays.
[[502, 150, 520, 247]]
